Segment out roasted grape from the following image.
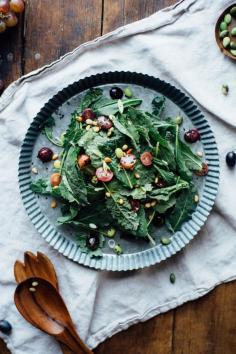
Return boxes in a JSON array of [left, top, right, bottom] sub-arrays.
[[0, 0, 10, 13], [4, 10, 18, 27], [0, 0, 25, 33], [9, 0, 24, 13]]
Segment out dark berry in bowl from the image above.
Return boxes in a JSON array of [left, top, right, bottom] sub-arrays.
[[37, 147, 53, 163], [184, 129, 200, 143], [97, 116, 113, 130], [110, 86, 123, 99], [0, 320, 12, 334], [226, 151, 236, 167], [81, 108, 96, 121], [86, 233, 99, 251]]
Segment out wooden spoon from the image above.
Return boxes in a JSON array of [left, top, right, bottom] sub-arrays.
[[14, 251, 58, 288], [14, 277, 93, 354], [14, 252, 76, 354]]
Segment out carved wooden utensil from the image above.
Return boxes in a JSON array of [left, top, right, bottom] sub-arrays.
[[14, 251, 58, 288], [14, 252, 89, 354], [14, 277, 93, 354], [14, 252, 71, 353]]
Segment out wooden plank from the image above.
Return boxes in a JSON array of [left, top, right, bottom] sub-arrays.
[[95, 313, 174, 354], [173, 282, 236, 354], [103, 0, 175, 32], [0, 12, 24, 354], [0, 15, 23, 88], [23, 0, 103, 74]]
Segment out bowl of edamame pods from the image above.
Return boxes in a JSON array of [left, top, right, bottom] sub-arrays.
[[215, 4, 236, 61]]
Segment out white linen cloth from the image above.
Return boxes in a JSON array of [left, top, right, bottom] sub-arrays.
[[0, 0, 236, 352]]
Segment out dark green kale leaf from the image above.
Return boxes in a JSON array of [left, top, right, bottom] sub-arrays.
[[63, 147, 88, 205], [31, 179, 51, 195], [149, 180, 189, 202], [130, 183, 153, 200], [105, 193, 140, 232], [134, 161, 156, 185], [63, 116, 84, 148], [178, 140, 203, 171], [110, 161, 137, 189], [152, 96, 166, 117], [166, 189, 196, 232], [153, 164, 176, 186], [75, 203, 112, 228], [99, 132, 126, 156], [94, 98, 142, 116], [30, 177, 78, 204], [40, 116, 63, 147], [112, 115, 139, 150], [175, 126, 202, 181], [79, 88, 103, 112], [135, 206, 149, 238], [57, 205, 79, 224], [154, 195, 176, 214]]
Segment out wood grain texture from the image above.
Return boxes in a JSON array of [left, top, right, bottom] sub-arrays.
[[23, 0, 102, 74], [1, 0, 236, 354], [0, 14, 23, 87]]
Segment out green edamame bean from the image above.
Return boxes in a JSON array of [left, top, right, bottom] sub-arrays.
[[124, 87, 133, 98], [223, 37, 230, 48], [219, 30, 229, 38], [115, 148, 124, 159], [230, 49, 236, 56], [230, 41, 236, 49], [231, 27, 236, 36], [224, 13, 232, 24], [230, 6, 236, 16], [220, 21, 227, 31]]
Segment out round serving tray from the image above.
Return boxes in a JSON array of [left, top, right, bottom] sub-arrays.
[[18, 72, 220, 271]]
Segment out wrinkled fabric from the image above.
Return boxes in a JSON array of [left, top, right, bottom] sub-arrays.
[[0, 0, 235, 352]]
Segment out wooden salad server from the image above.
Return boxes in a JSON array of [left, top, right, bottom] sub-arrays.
[[14, 252, 71, 353], [14, 277, 93, 354], [14, 251, 58, 288], [14, 252, 91, 354]]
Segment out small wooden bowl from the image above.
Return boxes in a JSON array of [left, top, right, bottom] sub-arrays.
[[215, 4, 236, 61]]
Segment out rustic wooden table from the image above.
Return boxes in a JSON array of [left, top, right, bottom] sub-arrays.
[[1, 1, 236, 353]]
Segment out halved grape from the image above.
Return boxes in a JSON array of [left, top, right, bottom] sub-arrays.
[[120, 154, 136, 170], [9, 0, 24, 13], [96, 167, 113, 182], [4, 11, 18, 27]]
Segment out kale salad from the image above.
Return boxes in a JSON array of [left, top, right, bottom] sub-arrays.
[[31, 85, 208, 257]]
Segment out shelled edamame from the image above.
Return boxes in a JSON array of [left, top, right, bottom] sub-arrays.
[[218, 5, 236, 57]]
